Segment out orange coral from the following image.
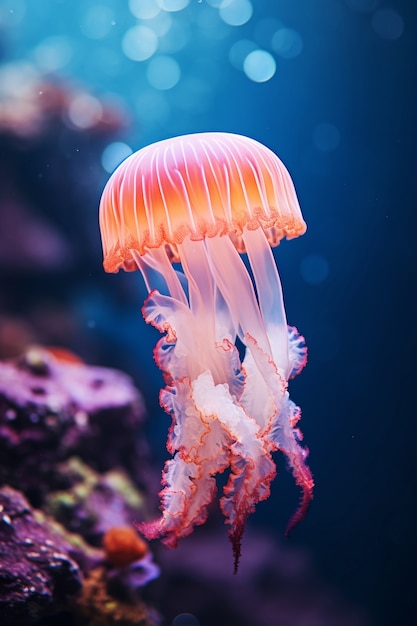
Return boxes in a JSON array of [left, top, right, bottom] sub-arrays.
[[103, 527, 148, 568]]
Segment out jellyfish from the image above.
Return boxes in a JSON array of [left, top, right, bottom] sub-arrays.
[[99, 132, 313, 572]]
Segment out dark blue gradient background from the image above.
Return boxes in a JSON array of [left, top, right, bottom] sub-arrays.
[[0, 1, 415, 625]]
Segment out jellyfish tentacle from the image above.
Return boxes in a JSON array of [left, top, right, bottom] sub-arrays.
[[243, 334, 314, 532], [242, 227, 290, 378], [205, 234, 272, 357], [100, 133, 313, 572], [131, 248, 188, 305], [192, 370, 277, 573], [287, 325, 308, 379], [177, 238, 215, 322]]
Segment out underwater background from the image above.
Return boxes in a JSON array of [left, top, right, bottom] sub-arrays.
[[0, 1, 415, 626]]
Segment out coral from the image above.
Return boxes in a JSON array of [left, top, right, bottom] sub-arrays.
[[46, 458, 147, 545], [75, 567, 160, 626], [0, 347, 146, 505], [0, 485, 86, 625], [103, 527, 148, 568]]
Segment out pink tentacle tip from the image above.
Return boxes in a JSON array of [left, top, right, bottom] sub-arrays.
[[284, 480, 314, 538], [134, 518, 162, 542], [229, 520, 247, 575]]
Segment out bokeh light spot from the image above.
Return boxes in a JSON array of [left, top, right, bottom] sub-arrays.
[[68, 94, 103, 129], [172, 613, 201, 626], [146, 10, 173, 37], [122, 25, 158, 61], [313, 123, 341, 152], [271, 27, 303, 59], [243, 49, 276, 83], [129, 0, 160, 20], [33, 36, 74, 72], [146, 55, 180, 90], [101, 142, 133, 173], [229, 39, 258, 71], [300, 254, 330, 285], [371, 8, 404, 41], [219, 0, 253, 27], [158, 17, 189, 53], [157, 0, 190, 12]]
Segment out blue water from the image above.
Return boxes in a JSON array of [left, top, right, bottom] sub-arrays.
[[0, 1, 415, 625]]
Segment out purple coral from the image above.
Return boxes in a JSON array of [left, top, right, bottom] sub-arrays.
[[0, 346, 146, 504]]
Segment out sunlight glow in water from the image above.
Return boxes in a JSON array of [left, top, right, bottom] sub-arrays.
[[243, 49, 276, 82]]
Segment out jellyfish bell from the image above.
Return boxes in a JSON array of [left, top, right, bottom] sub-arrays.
[[99, 132, 313, 572]]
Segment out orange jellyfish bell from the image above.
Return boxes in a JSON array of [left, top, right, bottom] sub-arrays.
[[99, 132, 306, 271], [99, 132, 313, 573]]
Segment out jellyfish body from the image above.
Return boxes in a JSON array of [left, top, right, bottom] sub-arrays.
[[99, 132, 313, 571]]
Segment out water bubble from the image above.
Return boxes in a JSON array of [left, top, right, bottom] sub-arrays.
[[271, 27, 303, 59], [122, 25, 158, 61], [371, 8, 404, 41], [313, 123, 340, 152], [101, 142, 133, 173], [146, 55, 181, 90], [300, 254, 329, 285], [243, 49, 276, 82], [219, 0, 253, 27]]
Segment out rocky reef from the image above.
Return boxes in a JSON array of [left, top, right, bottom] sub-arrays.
[[0, 348, 160, 626]]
